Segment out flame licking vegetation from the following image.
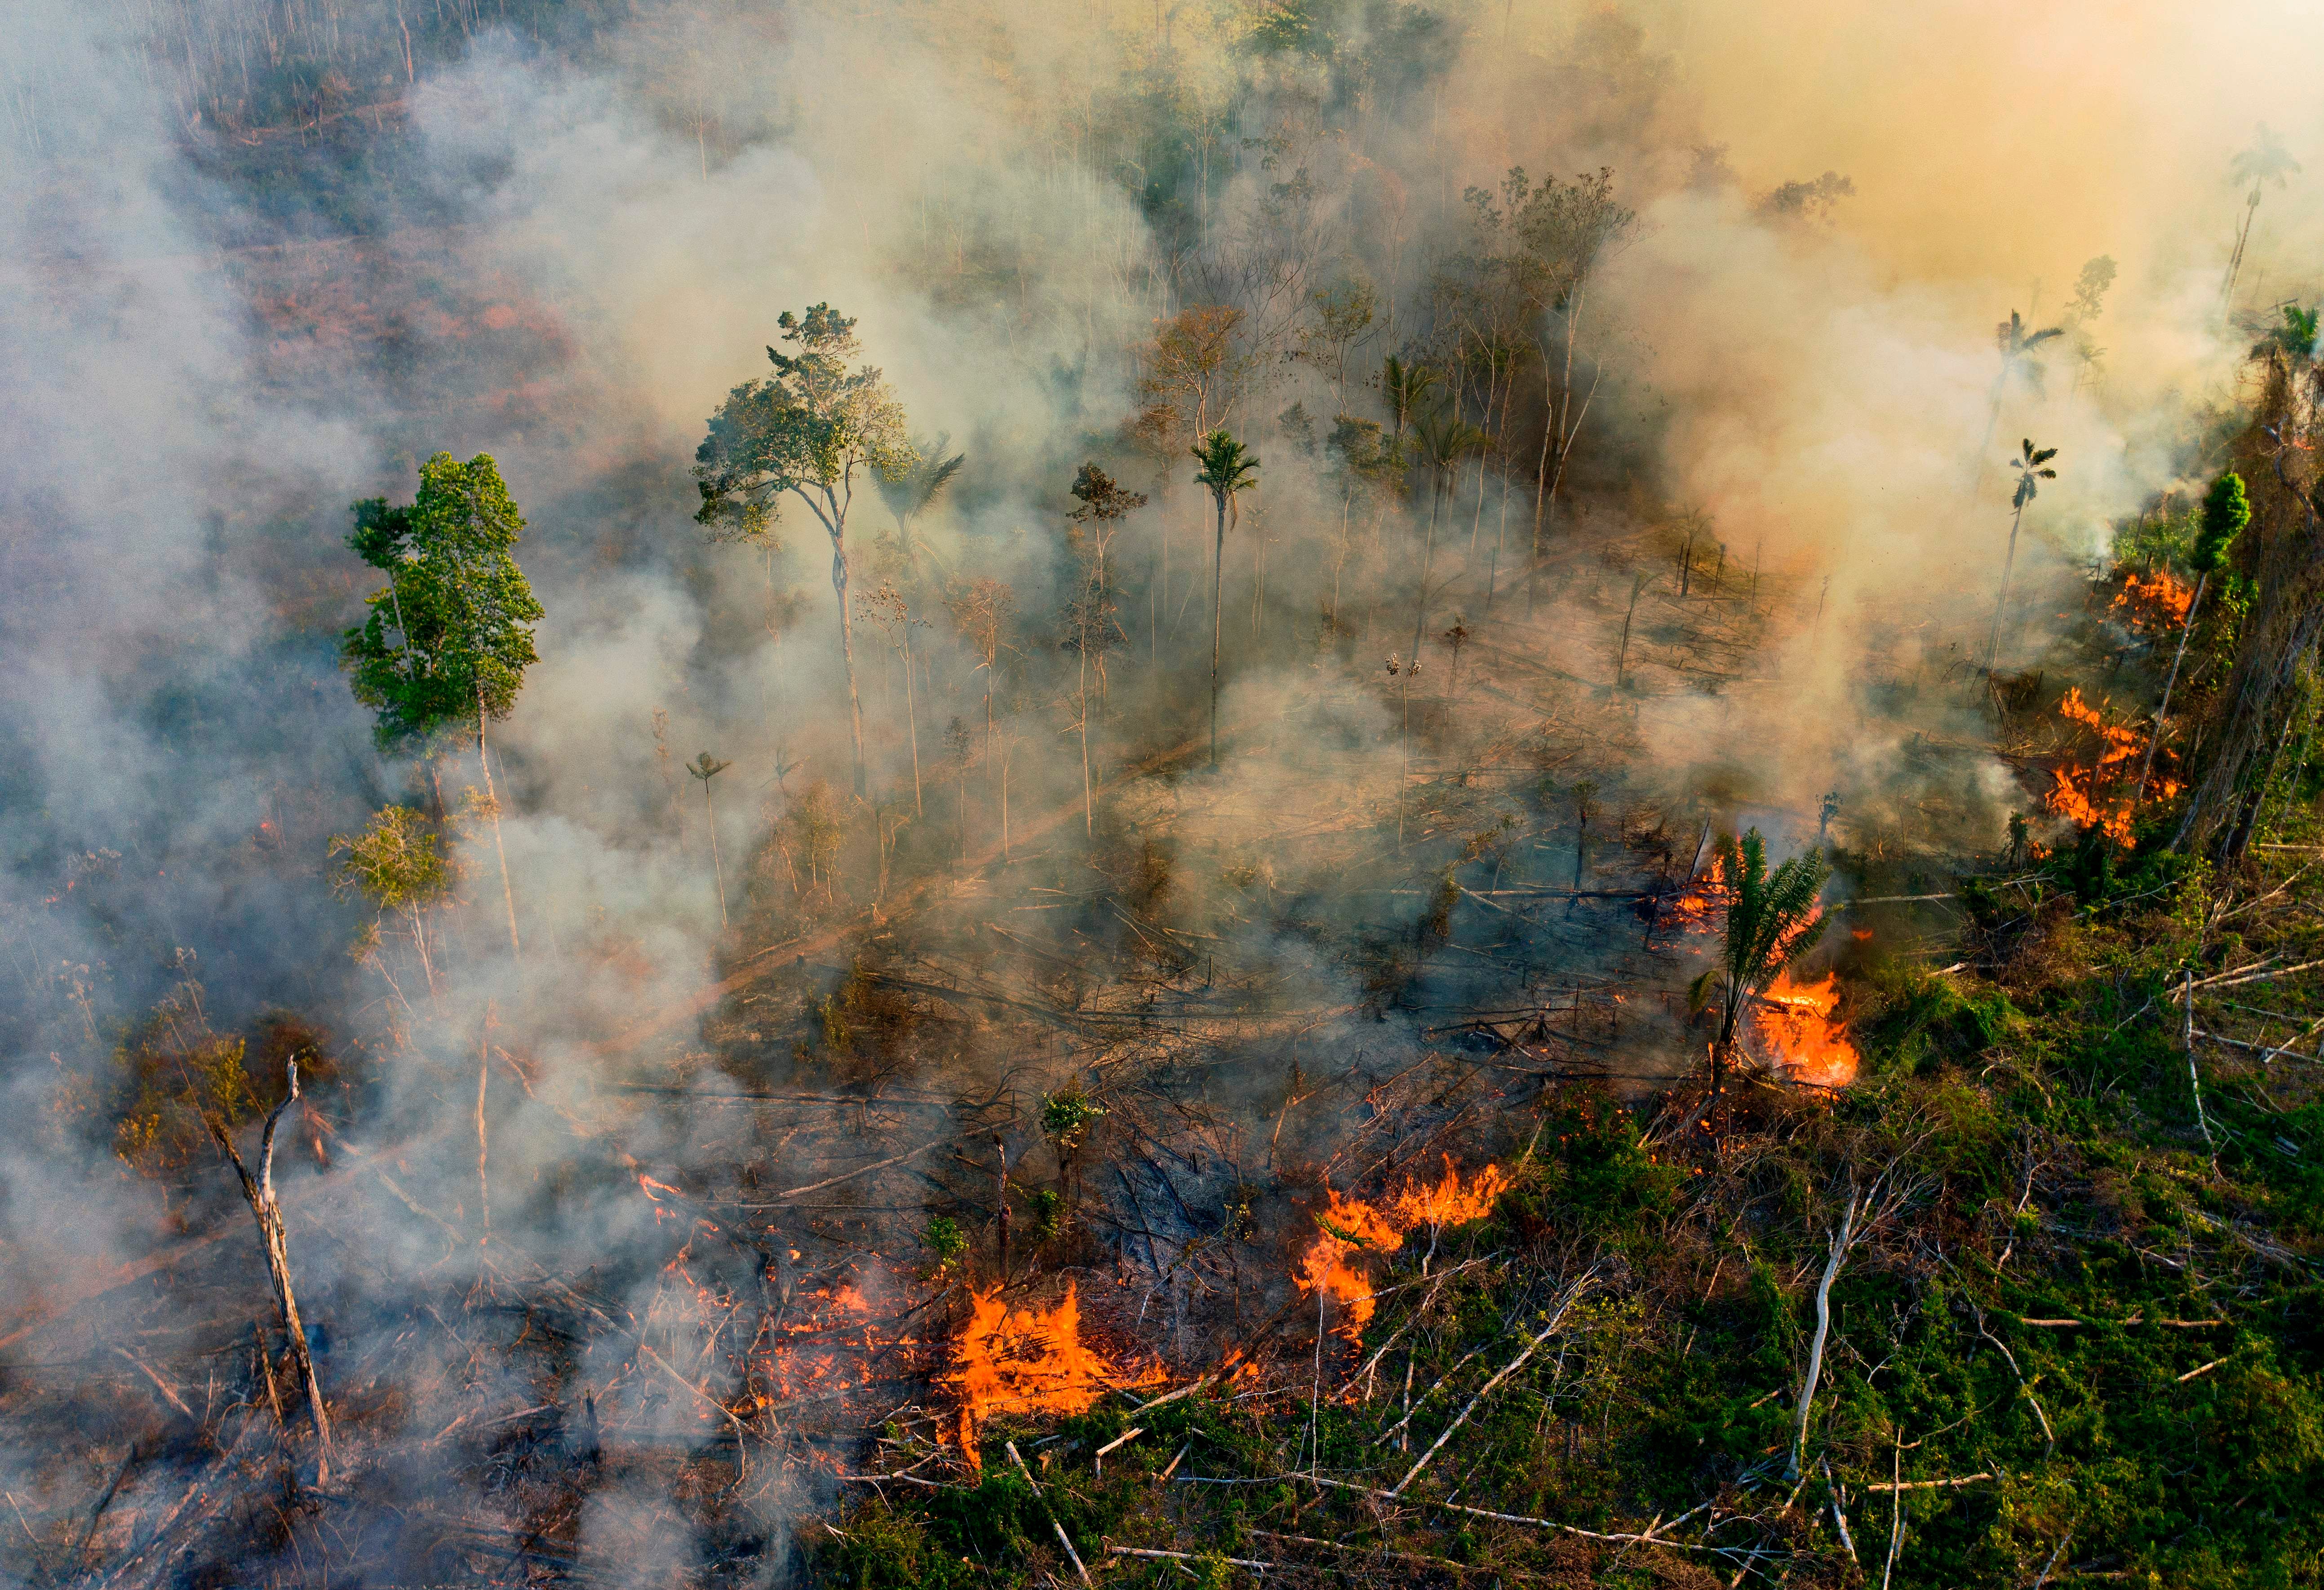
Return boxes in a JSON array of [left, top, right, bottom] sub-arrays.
[[1297, 1159, 1511, 1338], [2112, 570, 2194, 633], [2048, 686, 2175, 845], [947, 1283, 1159, 1466], [1747, 970, 1861, 1087]]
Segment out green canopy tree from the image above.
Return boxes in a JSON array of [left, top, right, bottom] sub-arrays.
[[330, 805, 458, 1004], [695, 304, 916, 800], [2137, 471, 2250, 804], [1191, 430, 1260, 770], [1690, 829, 1831, 1111], [341, 452, 541, 958]]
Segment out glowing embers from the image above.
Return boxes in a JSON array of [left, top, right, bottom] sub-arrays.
[[1746, 970, 1860, 1088], [762, 1279, 882, 1410], [2113, 570, 2194, 633], [947, 1283, 1157, 1466], [2046, 686, 2173, 846], [1296, 1158, 1509, 1338]]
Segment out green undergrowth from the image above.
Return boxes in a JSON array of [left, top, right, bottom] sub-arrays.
[[810, 851, 2324, 1589]]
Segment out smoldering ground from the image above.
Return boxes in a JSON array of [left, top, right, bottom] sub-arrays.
[[0, 0, 2317, 1581]]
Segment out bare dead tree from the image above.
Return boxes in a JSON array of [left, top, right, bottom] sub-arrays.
[[208, 1060, 333, 1481]]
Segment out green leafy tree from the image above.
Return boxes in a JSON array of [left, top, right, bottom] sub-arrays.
[[1981, 438, 2059, 679], [341, 453, 540, 958], [331, 805, 459, 1002], [2137, 471, 2250, 802], [1191, 430, 1260, 770], [1689, 829, 1831, 1110], [695, 304, 917, 800]]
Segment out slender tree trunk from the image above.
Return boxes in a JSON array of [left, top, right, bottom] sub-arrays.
[[1079, 649, 1093, 840], [1210, 492, 1226, 770], [476, 1003, 492, 1246], [2135, 572, 2210, 804], [210, 1066, 331, 1482], [903, 636, 923, 816], [1411, 471, 1445, 665], [831, 531, 868, 799], [478, 697, 520, 959], [1982, 502, 2029, 680], [705, 779, 727, 928], [1617, 577, 1645, 687], [407, 904, 436, 1000]]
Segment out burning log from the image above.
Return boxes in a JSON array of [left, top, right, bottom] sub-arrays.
[[205, 1059, 332, 1483]]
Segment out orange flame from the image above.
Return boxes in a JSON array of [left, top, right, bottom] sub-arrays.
[[1748, 970, 1860, 1087], [947, 1283, 1157, 1466], [2047, 687, 2176, 845], [2113, 571, 2193, 633], [1297, 1159, 1508, 1338]]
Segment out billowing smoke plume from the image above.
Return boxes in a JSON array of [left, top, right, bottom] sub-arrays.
[[1, 0, 2316, 1577]]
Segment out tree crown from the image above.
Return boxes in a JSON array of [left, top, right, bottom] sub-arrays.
[[2195, 471, 2250, 574], [694, 303, 916, 541], [341, 452, 541, 750], [1191, 430, 1260, 514]]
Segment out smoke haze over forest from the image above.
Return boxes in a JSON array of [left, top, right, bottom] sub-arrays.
[[6, 0, 2324, 1583]]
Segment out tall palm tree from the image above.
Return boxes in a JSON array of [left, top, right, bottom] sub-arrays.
[[1982, 438, 2059, 681], [1970, 313, 2062, 491], [2225, 125, 2301, 307], [1192, 430, 1260, 769]]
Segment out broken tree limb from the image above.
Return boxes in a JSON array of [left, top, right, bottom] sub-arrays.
[[742, 1141, 946, 1204], [113, 1347, 192, 1421], [1391, 1270, 1596, 1495], [1862, 1471, 1993, 1493], [1791, 1189, 1861, 1479], [1006, 1441, 1091, 1586], [1302, 1476, 1737, 1553], [1109, 1546, 1272, 1570]]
